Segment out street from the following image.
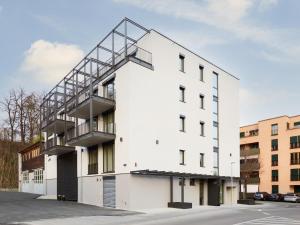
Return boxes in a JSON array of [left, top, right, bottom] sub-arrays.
[[2, 192, 300, 225]]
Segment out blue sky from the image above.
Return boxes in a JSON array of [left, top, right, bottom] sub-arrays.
[[0, 0, 299, 125]]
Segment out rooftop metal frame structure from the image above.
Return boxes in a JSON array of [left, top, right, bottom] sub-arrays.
[[40, 18, 152, 153]]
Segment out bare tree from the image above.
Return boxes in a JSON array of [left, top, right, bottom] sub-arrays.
[[15, 88, 27, 144], [240, 147, 260, 199], [0, 90, 19, 142], [24, 92, 41, 142]]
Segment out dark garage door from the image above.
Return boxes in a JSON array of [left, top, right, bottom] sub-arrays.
[[103, 176, 115, 208], [57, 151, 78, 201], [208, 179, 220, 206]]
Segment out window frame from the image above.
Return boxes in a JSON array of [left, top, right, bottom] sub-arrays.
[[199, 94, 205, 109], [179, 115, 186, 132], [88, 145, 98, 175], [103, 142, 115, 173], [199, 65, 204, 82], [179, 54, 185, 72], [200, 121, 205, 136], [200, 153, 205, 167], [179, 86, 185, 102], [179, 149, 185, 165]]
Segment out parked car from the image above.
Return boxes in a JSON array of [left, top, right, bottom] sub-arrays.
[[253, 192, 269, 200], [266, 193, 285, 201], [284, 193, 300, 202]]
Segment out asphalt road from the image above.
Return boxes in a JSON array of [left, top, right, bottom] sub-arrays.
[[0, 191, 135, 225], [2, 192, 300, 225]]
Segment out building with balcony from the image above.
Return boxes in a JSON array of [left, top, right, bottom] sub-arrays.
[[40, 18, 240, 210], [240, 115, 300, 195], [18, 141, 45, 195]]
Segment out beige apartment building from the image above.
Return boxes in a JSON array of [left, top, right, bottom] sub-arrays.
[[240, 115, 300, 194]]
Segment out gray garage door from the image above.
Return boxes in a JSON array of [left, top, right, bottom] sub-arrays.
[[103, 176, 115, 208]]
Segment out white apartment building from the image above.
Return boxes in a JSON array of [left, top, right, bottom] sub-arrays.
[[40, 18, 240, 210]]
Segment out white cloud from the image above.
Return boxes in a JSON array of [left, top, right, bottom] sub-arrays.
[[258, 0, 278, 12], [115, 0, 300, 63], [21, 40, 84, 84]]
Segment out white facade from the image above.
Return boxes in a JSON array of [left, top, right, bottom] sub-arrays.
[[42, 23, 239, 210], [75, 30, 239, 209]]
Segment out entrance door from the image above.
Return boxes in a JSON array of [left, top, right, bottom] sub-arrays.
[[207, 179, 220, 206], [57, 151, 78, 201], [103, 176, 116, 208], [199, 180, 204, 205]]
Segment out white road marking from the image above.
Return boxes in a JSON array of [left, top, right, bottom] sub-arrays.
[[233, 216, 300, 225]]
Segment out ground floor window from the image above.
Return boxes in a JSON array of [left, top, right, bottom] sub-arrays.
[[272, 185, 278, 194], [88, 145, 98, 175], [103, 142, 114, 173], [22, 171, 29, 183], [33, 169, 43, 183]]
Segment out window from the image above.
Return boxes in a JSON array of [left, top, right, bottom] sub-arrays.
[[294, 121, 300, 128], [190, 178, 195, 186], [291, 169, 300, 181], [179, 115, 185, 132], [200, 94, 204, 109], [103, 143, 114, 173], [22, 171, 29, 183], [272, 185, 279, 194], [200, 153, 204, 167], [88, 145, 98, 174], [33, 169, 43, 184], [271, 139, 278, 151], [271, 154, 278, 166], [199, 65, 204, 81], [103, 111, 114, 133], [179, 54, 185, 72], [179, 86, 185, 102], [272, 170, 278, 181], [200, 121, 205, 136], [291, 152, 300, 165], [249, 129, 258, 136], [213, 151, 218, 168], [290, 136, 300, 149], [103, 79, 115, 99], [179, 177, 185, 186], [271, 124, 278, 135], [240, 132, 245, 138], [179, 150, 185, 165]]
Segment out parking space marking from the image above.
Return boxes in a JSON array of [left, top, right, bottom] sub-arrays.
[[233, 216, 300, 225]]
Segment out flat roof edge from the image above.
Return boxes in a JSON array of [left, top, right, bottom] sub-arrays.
[[150, 29, 239, 81]]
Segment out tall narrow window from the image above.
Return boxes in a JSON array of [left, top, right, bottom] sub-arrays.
[[179, 54, 185, 72], [200, 153, 204, 167], [199, 65, 204, 81], [200, 121, 205, 136], [271, 124, 278, 135], [271, 139, 278, 151], [179, 86, 185, 102], [103, 143, 114, 173], [179, 150, 185, 165], [180, 115, 185, 132], [271, 154, 278, 166], [291, 169, 300, 181], [200, 94, 204, 109], [272, 170, 278, 181], [103, 111, 114, 133], [272, 185, 279, 194], [88, 145, 98, 175]]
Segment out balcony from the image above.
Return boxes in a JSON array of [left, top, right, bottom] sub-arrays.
[[247, 177, 260, 184], [67, 91, 115, 120], [67, 121, 115, 147], [41, 114, 75, 134], [43, 138, 75, 156], [240, 148, 260, 157], [240, 161, 259, 172]]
